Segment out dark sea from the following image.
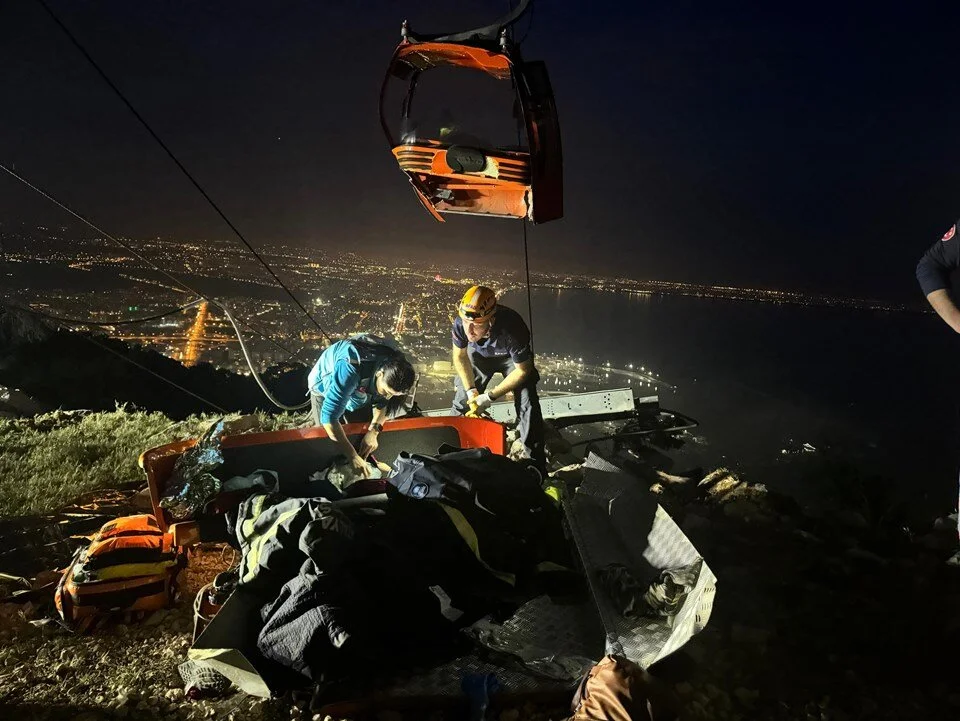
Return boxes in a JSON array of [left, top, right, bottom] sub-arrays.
[[503, 288, 960, 522]]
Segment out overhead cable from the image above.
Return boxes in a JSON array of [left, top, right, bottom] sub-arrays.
[[0, 161, 304, 363], [31, 299, 204, 327], [33, 0, 334, 344], [1, 165, 309, 411], [11, 303, 229, 414]]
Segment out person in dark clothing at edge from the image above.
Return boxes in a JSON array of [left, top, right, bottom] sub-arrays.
[[450, 285, 546, 474], [308, 336, 416, 478], [916, 217, 960, 557], [917, 219, 960, 332]]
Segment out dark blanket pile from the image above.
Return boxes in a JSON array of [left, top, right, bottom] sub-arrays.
[[210, 446, 572, 689]]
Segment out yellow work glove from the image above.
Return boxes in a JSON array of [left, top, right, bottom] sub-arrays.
[[467, 392, 493, 417]]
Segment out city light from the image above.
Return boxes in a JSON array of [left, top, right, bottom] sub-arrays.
[[5, 228, 897, 408]]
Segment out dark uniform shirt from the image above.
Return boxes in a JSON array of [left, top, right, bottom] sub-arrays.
[[452, 305, 533, 364], [916, 219, 960, 296]]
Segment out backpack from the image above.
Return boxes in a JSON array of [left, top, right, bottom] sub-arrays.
[[348, 333, 401, 375], [55, 514, 184, 628]]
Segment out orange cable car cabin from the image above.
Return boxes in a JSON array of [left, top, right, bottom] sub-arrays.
[[379, 0, 562, 224]]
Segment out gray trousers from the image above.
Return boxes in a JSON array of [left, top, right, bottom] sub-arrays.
[[452, 351, 545, 472]]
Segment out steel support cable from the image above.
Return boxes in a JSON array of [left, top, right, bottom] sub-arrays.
[[506, 0, 535, 348], [33, 0, 334, 345], [0, 162, 304, 362], [520, 219, 534, 348], [10, 304, 229, 414], [1, 165, 310, 411], [8, 295, 308, 412], [30, 299, 204, 327]]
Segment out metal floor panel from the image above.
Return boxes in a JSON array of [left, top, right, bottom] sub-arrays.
[[381, 651, 570, 697], [464, 594, 605, 680], [383, 595, 604, 695], [562, 453, 717, 667]]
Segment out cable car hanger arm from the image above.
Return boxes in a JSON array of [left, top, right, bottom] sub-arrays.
[[401, 0, 532, 47]]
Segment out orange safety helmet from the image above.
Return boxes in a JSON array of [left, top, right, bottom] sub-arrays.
[[458, 286, 497, 323]]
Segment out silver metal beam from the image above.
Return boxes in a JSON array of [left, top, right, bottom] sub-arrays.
[[421, 387, 649, 423]]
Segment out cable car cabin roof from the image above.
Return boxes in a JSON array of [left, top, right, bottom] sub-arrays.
[[389, 42, 513, 81], [139, 416, 506, 532]]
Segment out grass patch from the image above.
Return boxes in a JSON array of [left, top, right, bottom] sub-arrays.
[[0, 406, 305, 517]]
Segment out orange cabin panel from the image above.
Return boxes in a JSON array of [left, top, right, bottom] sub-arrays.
[[393, 42, 513, 79], [139, 416, 507, 531]]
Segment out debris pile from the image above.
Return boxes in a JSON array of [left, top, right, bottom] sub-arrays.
[[2, 407, 959, 721]]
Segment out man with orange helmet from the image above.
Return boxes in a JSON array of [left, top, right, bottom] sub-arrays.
[[451, 285, 545, 473]]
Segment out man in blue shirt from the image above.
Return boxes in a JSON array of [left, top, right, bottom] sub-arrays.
[[451, 285, 545, 473], [308, 335, 416, 477]]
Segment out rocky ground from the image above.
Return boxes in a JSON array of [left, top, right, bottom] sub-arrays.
[[651, 467, 960, 720], [3, 436, 960, 720], [0, 546, 264, 721]]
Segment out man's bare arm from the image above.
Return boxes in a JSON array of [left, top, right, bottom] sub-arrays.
[[488, 359, 533, 400], [323, 420, 359, 460], [452, 344, 476, 393], [926, 289, 960, 333]]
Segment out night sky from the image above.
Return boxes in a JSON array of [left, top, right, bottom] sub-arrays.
[[3, 1, 960, 301]]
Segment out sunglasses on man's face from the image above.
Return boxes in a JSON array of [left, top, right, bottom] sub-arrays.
[[462, 310, 491, 321]]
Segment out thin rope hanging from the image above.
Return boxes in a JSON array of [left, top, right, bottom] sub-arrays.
[[520, 220, 534, 348], [213, 301, 309, 411]]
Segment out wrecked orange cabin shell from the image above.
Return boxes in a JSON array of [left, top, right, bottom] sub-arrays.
[[392, 141, 533, 221], [139, 416, 507, 532], [380, 41, 563, 224]]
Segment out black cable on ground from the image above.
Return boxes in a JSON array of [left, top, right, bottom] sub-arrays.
[[33, 0, 334, 344]]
